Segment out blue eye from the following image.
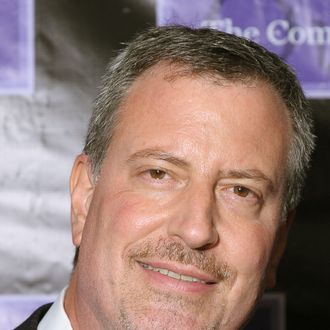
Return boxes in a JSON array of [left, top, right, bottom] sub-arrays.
[[149, 169, 166, 180]]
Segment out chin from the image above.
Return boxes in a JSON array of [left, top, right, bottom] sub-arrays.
[[120, 310, 211, 330], [117, 300, 245, 330]]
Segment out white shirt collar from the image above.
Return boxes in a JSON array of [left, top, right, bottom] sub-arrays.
[[37, 287, 72, 330]]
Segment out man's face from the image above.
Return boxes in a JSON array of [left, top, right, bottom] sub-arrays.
[[70, 65, 291, 329]]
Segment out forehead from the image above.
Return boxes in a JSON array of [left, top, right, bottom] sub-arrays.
[[115, 63, 290, 138], [105, 64, 291, 182], [121, 61, 286, 105]]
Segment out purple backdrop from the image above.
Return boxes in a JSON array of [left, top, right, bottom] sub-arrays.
[[157, 0, 330, 99], [0, 0, 34, 94]]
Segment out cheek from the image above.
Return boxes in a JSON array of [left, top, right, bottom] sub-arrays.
[[97, 189, 167, 247], [223, 222, 275, 276]]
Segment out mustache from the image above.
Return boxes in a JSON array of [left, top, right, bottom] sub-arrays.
[[128, 238, 231, 282]]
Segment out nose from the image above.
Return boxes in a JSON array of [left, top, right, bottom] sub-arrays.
[[167, 183, 219, 250]]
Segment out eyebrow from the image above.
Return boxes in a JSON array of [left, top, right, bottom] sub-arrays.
[[127, 149, 190, 168], [127, 149, 275, 191], [219, 169, 275, 192]]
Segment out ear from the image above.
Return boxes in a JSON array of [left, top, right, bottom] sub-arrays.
[[265, 210, 295, 288], [70, 154, 95, 247]]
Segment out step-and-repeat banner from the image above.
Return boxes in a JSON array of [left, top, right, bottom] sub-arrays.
[[0, 0, 34, 95], [157, 0, 330, 99], [0, 1, 326, 328]]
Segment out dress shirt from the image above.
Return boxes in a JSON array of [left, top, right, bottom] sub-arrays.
[[38, 287, 72, 330]]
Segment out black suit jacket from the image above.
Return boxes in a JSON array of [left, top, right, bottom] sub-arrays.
[[14, 303, 52, 330]]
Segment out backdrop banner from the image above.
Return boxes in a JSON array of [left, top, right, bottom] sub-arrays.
[[0, 0, 34, 95], [156, 0, 330, 99]]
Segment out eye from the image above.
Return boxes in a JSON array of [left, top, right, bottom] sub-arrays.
[[149, 169, 167, 180], [233, 186, 251, 197]]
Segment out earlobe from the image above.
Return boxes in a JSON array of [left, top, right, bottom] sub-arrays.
[[265, 210, 295, 288], [70, 154, 95, 247]]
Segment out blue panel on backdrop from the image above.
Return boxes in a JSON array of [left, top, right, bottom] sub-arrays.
[[157, 0, 330, 99], [0, 0, 34, 95]]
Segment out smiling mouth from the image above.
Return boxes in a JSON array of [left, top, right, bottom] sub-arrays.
[[139, 262, 216, 285]]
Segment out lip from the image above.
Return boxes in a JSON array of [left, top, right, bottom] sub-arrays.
[[137, 259, 218, 293]]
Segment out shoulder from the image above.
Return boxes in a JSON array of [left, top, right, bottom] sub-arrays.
[[14, 303, 53, 330]]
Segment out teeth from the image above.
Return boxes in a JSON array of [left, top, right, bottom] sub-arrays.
[[159, 268, 169, 276], [181, 274, 193, 282], [140, 262, 206, 284], [168, 270, 180, 280]]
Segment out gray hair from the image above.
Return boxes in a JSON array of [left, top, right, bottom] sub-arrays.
[[84, 26, 315, 213]]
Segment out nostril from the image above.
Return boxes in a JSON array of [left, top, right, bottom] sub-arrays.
[[194, 234, 219, 251]]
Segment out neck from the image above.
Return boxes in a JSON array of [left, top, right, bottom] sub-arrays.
[[64, 270, 79, 329]]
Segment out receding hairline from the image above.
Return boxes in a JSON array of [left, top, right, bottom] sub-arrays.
[[124, 59, 268, 86], [104, 59, 290, 135], [99, 61, 291, 180]]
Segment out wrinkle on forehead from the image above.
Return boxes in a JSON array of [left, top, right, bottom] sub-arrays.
[[108, 63, 291, 186]]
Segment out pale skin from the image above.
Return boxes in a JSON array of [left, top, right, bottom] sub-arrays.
[[65, 64, 293, 329]]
